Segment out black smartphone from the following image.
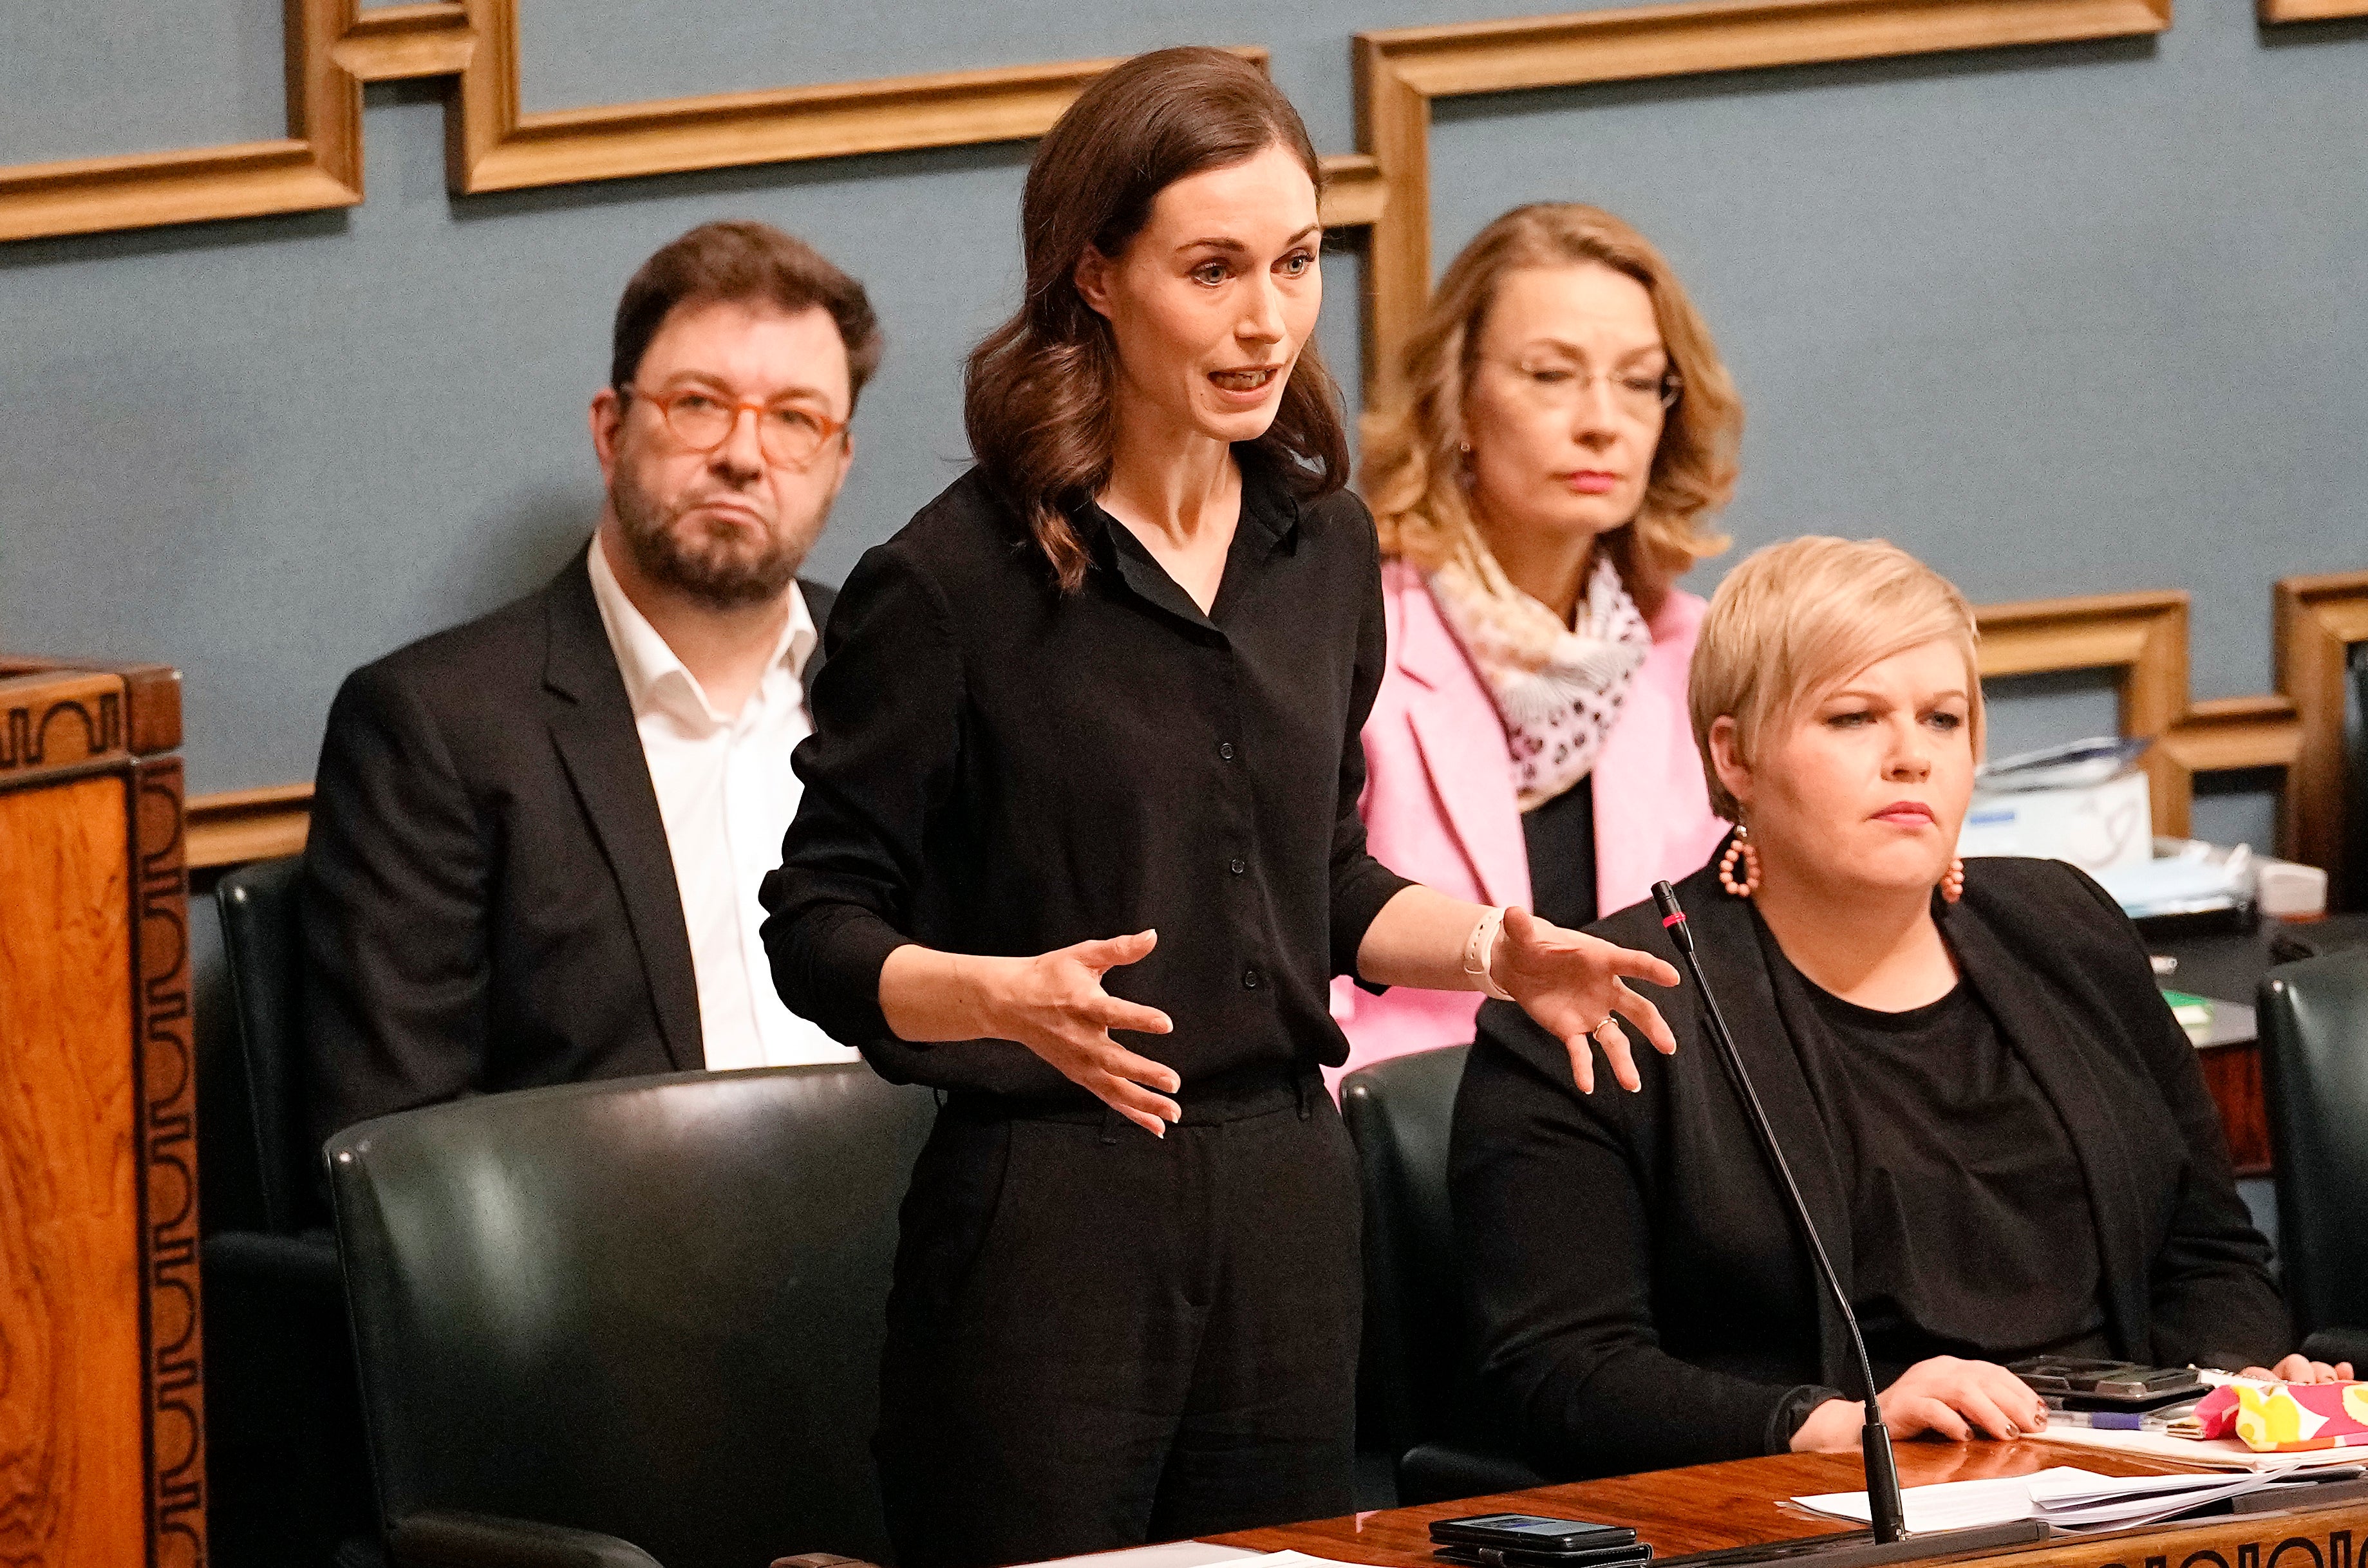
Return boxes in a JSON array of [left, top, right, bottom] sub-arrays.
[[1431, 1515, 1641, 1554], [1434, 1540, 1653, 1568]]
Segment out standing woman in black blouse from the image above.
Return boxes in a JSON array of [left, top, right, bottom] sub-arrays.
[[762, 47, 1680, 1568]]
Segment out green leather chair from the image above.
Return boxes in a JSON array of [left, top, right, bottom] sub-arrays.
[[208, 854, 381, 1567], [1341, 1046, 1543, 1505], [327, 1063, 935, 1568], [2260, 947, 2368, 1370]]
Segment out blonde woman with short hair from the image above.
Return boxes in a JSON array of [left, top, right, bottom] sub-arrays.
[[1451, 536, 2344, 1481], [1334, 203, 1743, 1085]]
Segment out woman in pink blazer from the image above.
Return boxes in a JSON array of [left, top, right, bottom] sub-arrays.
[[1333, 205, 1745, 1086]]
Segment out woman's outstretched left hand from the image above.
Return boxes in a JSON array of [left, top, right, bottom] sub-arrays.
[[2243, 1354, 2357, 1383], [1490, 905, 1681, 1093]]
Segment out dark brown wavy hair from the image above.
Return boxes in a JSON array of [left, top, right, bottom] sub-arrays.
[[964, 47, 1351, 592]]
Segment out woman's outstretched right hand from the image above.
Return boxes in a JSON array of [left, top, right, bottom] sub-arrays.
[[879, 931, 1182, 1136]]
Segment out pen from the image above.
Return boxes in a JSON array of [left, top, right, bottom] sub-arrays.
[[2046, 1402, 2198, 1433]]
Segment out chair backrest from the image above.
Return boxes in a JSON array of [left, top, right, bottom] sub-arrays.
[[2342, 644, 2368, 912], [216, 854, 310, 1232], [327, 1065, 936, 1567], [2260, 947, 2368, 1337], [1342, 1045, 1476, 1458]]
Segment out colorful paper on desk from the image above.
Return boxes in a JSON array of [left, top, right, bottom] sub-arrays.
[[2194, 1381, 2368, 1451]]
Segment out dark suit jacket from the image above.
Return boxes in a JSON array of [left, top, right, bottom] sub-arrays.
[[300, 551, 836, 1166], [1451, 852, 2288, 1480]]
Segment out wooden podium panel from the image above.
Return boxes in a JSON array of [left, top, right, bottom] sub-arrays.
[[0, 659, 205, 1568]]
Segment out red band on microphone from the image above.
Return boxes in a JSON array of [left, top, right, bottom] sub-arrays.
[[1661, 912, 1686, 928]]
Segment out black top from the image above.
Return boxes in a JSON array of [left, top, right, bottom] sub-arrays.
[[1522, 777, 1598, 930], [1792, 973, 2113, 1386], [301, 556, 836, 1211], [1451, 852, 2288, 1481], [760, 458, 1413, 1101]]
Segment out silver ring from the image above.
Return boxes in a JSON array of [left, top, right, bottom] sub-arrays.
[[1590, 1016, 1618, 1038]]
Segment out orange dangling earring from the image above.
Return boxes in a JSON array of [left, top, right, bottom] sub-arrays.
[[1941, 855, 1965, 904], [1718, 825, 1761, 897]]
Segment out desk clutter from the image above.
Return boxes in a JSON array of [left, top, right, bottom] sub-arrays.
[[1962, 735, 2329, 928], [1793, 1464, 2363, 1534]]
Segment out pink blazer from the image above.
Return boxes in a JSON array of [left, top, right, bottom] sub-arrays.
[[1329, 558, 1728, 1090]]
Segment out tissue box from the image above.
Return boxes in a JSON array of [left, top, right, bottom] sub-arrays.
[[1957, 769, 2152, 872]]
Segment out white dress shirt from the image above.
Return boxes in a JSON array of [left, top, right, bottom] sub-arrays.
[[586, 537, 857, 1070]]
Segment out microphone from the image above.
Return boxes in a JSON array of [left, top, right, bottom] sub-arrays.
[[1646, 882, 2044, 1568], [1652, 880, 1906, 1542]]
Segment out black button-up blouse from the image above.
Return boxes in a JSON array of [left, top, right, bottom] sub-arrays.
[[760, 456, 1413, 1101]]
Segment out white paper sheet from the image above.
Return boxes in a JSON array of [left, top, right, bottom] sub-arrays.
[[2027, 1467, 2306, 1529], [1795, 1461, 2342, 1535], [2038, 1423, 2368, 1472], [1794, 1466, 2098, 1532], [1021, 1548, 1364, 1568], [1020, 1543, 1269, 1568]]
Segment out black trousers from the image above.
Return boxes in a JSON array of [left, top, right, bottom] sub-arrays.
[[875, 1068, 1362, 1568]]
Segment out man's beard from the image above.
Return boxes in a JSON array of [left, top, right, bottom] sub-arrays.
[[612, 467, 820, 610]]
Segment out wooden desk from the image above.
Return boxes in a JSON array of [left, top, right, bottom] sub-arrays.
[[1216, 1442, 2368, 1568], [0, 657, 205, 1568]]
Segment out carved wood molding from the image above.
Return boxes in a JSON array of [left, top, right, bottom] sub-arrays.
[[2275, 569, 2368, 876], [0, 5, 1326, 238], [2257, 0, 2368, 21], [185, 781, 314, 870], [135, 754, 207, 1568], [0, 0, 359, 243], [1972, 575, 2368, 859], [0, 0, 2190, 421], [0, 660, 183, 781], [1972, 588, 2295, 841], [1347, 0, 2174, 395], [3, 0, 2166, 286]]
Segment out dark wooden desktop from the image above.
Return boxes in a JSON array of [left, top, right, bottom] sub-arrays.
[[1214, 1441, 2368, 1568]]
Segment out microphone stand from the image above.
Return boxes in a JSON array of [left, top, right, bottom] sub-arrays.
[[1646, 882, 2049, 1568]]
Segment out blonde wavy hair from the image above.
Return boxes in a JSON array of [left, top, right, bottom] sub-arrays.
[[1688, 536, 1986, 822], [1362, 203, 1742, 605]]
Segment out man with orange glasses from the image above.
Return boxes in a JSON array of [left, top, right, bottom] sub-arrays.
[[301, 220, 879, 1177]]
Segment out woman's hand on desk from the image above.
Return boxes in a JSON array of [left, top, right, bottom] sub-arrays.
[[2243, 1354, 2356, 1383], [879, 935, 1182, 1137], [1491, 906, 1682, 1094], [1791, 1357, 2052, 1452]]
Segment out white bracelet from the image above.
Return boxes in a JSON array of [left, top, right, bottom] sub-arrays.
[[1462, 906, 1516, 1002]]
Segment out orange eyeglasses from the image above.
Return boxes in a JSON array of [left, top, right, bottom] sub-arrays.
[[622, 384, 848, 469]]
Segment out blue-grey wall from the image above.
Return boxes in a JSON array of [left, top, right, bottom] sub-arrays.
[[3, 0, 2363, 858]]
